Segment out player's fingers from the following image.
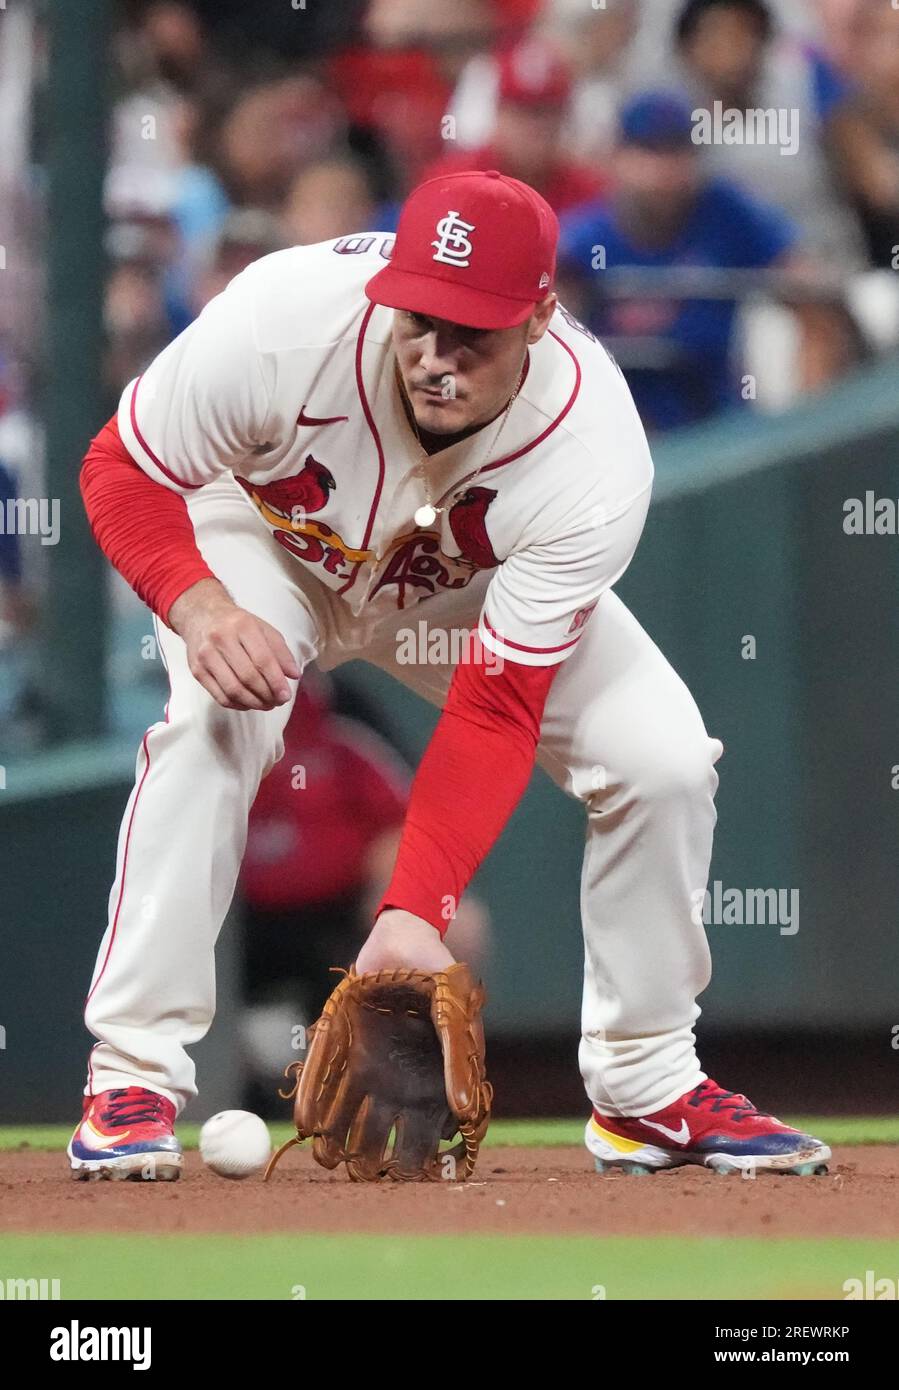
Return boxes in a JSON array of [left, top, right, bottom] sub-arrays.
[[199, 649, 268, 711], [214, 636, 279, 707], [187, 656, 238, 710], [260, 620, 301, 681], [198, 670, 234, 709], [238, 625, 295, 706]]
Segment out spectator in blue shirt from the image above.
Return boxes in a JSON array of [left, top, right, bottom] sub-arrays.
[[559, 92, 854, 430]]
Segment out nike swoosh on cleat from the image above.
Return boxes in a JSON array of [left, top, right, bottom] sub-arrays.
[[297, 407, 349, 427], [83, 1119, 132, 1146], [641, 1118, 691, 1144]]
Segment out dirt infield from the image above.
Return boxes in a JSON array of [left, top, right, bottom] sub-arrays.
[[2, 1145, 897, 1239]]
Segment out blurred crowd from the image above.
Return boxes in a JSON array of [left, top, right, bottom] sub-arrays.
[[95, 0, 899, 427]]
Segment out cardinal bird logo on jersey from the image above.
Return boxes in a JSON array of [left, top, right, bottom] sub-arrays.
[[447, 487, 499, 569], [370, 485, 500, 608], [235, 455, 335, 522], [234, 456, 371, 568]]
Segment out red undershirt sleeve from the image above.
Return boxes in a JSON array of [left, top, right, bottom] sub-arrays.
[[80, 414, 217, 626], [375, 636, 559, 935]]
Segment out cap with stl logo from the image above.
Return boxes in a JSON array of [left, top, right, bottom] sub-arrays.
[[365, 170, 559, 330]]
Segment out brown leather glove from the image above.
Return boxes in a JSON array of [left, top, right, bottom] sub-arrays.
[[265, 963, 492, 1182]]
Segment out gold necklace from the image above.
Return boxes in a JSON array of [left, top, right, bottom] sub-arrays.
[[395, 359, 526, 529]]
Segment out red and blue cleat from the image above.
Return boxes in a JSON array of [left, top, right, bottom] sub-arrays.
[[68, 1086, 183, 1181], [587, 1077, 831, 1176]]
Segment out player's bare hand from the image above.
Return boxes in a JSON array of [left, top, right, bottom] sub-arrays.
[[356, 909, 456, 973], [168, 578, 299, 711]]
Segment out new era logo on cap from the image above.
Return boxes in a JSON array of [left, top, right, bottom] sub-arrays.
[[365, 169, 559, 330]]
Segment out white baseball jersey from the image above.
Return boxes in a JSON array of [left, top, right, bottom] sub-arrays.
[[118, 234, 653, 666]]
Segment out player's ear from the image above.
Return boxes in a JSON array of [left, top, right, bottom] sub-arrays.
[[526, 294, 557, 345]]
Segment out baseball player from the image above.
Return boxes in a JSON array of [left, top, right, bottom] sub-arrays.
[[71, 170, 829, 1180]]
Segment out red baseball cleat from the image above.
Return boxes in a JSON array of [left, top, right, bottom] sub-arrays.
[[68, 1086, 183, 1181], [587, 1077, 830, 1176]]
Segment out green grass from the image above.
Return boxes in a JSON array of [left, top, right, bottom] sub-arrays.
[[1, 1232, 897, 1300], [3, 1115, 897, 1152]]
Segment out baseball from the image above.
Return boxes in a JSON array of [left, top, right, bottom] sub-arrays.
[[199, 1110, 271, 1180]]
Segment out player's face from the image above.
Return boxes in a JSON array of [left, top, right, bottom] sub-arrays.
[[392, 296, 556, 435]]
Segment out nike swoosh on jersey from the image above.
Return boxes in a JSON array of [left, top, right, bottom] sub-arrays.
[[640, 1118, 691, 1144], [296, 406, 349, 427]]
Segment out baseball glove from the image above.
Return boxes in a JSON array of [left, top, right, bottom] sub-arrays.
[[265, 963, 492, 1182]]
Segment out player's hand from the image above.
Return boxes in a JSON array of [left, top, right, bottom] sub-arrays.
[[168, 578, 300, 711], [356, 908, 456, 973]]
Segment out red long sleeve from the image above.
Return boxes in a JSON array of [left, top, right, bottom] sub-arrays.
[[376, 638, 558, 934], [80, 415, 217, 625]]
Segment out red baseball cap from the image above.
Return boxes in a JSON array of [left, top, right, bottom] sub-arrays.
[[365, 169, 559, 330], [497, 37, 572, 108]]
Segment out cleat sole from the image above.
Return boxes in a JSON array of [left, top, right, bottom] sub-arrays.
[[70, 1152, 182, 1182], [702, 1150, 831, 1176], [594, 1158, 655, 1176]]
